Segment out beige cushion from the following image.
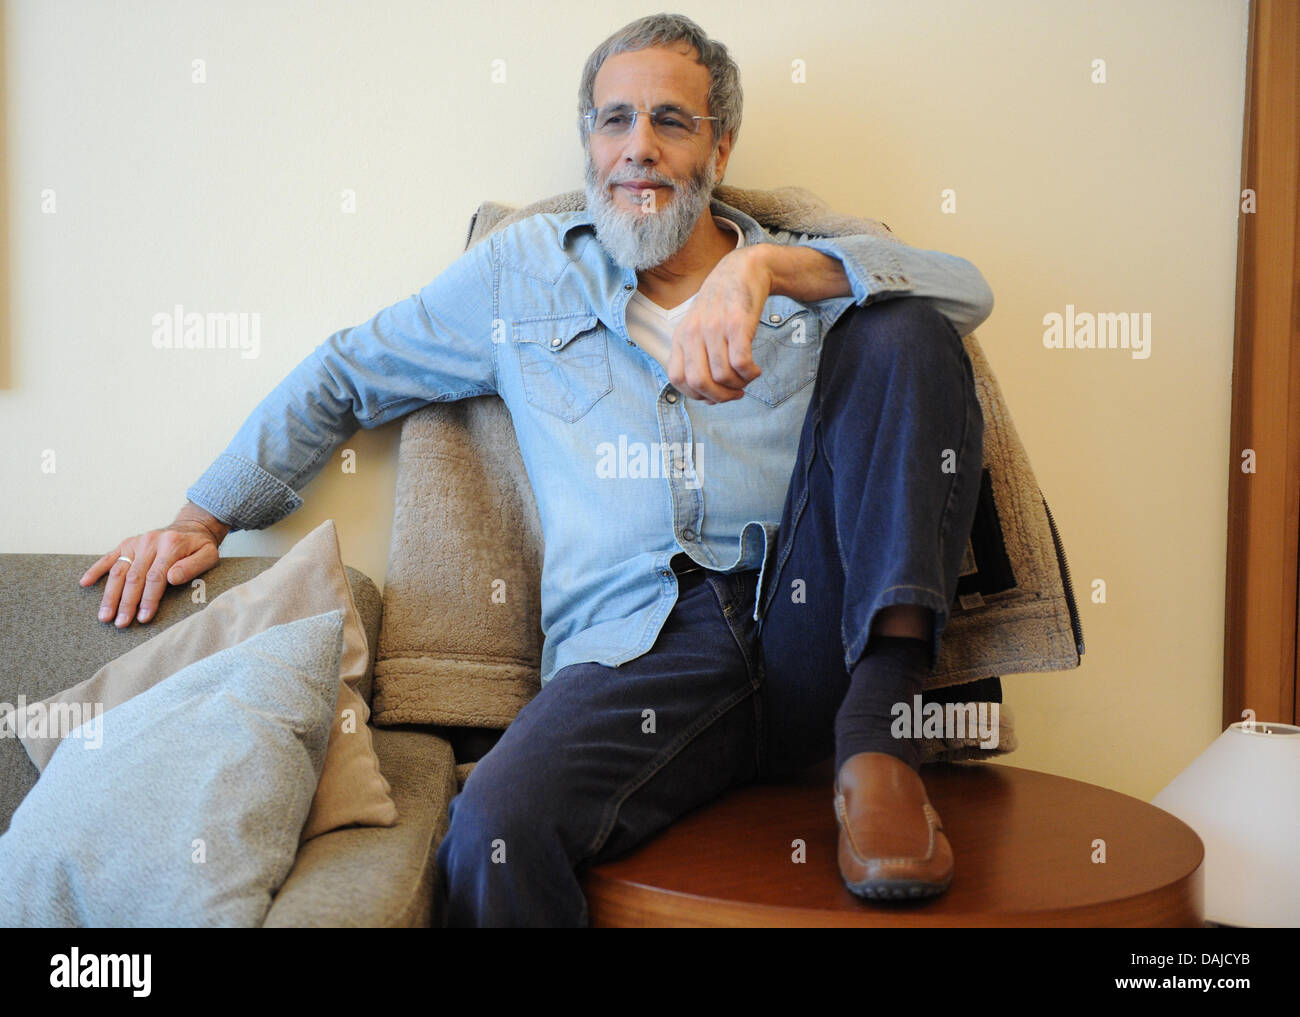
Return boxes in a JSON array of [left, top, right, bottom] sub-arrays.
[[19, 519, 397, 841]]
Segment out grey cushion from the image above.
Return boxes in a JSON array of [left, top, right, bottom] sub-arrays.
[[0, 611, 343, 927]]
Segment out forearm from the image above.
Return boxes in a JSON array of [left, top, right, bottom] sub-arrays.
[[185, 349, 345, 531], [751, 243, 853, 304], [773, 233, 995, 337]]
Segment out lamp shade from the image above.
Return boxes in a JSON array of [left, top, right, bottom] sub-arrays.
[[1152, 721, 1300, 927]]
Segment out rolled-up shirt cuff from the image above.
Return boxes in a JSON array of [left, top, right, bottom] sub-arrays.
[[796, 236, 914, 308], [185, 453, 304, 532]]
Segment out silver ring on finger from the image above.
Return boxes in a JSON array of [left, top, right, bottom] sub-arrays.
[[117, 556, 133, 566]]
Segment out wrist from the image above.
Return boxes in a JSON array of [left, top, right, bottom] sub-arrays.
[[744, 243, 779, 295], [176, 502, 230, 545]]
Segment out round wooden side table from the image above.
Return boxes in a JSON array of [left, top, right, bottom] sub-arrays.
[[580, 759, 1205, 927]]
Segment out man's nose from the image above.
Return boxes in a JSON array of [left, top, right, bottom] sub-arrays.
[[620, 112, 663, 164]]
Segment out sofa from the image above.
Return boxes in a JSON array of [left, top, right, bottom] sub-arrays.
[[0, 184, 1082, 926]]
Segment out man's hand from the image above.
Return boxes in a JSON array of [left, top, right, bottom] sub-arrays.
[[668, 246, 771, 403], [80, 502, 230, 628], [668, 243, 852, 403]]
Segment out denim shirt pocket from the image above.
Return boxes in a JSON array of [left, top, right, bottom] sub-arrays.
[[743, 305, 822, 408], [512, 312, 614, 422]]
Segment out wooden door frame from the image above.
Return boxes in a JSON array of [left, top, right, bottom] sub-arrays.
[[1223, 0, 1300, 727]]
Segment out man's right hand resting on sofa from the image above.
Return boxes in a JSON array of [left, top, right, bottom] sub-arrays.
[[80, 502, 231, 628]]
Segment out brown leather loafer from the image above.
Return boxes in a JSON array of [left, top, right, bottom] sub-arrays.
[[834, 751, 954, 899]]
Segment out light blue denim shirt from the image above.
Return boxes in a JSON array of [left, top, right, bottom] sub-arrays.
[[187, 196, 993, 685]]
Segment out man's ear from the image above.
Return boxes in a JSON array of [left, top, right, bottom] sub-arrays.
[[713, 130, 734, 181]]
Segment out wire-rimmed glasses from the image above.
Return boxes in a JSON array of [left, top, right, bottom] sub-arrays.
[[583, 103, 719, 142]]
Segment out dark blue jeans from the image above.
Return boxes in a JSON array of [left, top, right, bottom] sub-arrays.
[[435, 298, 985, 926]]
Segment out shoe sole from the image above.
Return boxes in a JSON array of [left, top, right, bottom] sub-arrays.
[[844, 875, 953, 900]]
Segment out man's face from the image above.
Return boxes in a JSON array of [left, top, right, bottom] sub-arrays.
[[583, 43, 732, 271]]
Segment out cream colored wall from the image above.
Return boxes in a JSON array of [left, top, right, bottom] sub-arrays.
[[0, 0, 1249, 802]]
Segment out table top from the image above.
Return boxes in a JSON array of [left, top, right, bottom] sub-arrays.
[[582, 760, 1205, 927]]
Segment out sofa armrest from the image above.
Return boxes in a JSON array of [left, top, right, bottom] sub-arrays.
[[0, 553, 381, 704], [262, 726, 457, 927]]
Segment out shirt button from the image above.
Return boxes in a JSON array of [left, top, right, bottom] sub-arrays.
[[768, 313, 781, 323], [666, 391, 678, 403], [674, 459, 686, 471], [682, 528, 696, 541], [659, 568, 671, 578], [550, 337, 562, 347], [624, 284, 634, 290]]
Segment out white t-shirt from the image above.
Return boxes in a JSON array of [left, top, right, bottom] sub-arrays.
[[625, 215, 746, 373]]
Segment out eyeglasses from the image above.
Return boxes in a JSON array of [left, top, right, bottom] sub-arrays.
[[583, 104, 719, 141]]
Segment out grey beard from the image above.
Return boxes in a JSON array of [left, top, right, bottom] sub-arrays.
[[583, 155, 718, 271]]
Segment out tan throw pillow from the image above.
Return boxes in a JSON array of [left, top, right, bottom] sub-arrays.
[[19, 519, 397, 842]]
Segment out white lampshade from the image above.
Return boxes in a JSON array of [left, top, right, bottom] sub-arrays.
[[1152, 721, 1300, 927]]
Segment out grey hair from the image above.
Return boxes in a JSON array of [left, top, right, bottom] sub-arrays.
[[576, 13, 743, 152]]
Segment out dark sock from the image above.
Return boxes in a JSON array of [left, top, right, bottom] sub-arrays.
[[834, 635, 930, 775]]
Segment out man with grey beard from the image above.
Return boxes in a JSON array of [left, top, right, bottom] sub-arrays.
[[85, 13, 997, 925]]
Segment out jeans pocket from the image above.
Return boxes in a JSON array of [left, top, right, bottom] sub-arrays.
[[742, 309, 821, 408], [513, 312, 613, 422]]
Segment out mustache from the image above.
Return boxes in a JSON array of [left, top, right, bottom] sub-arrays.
[[604, 169, 675, 188]]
